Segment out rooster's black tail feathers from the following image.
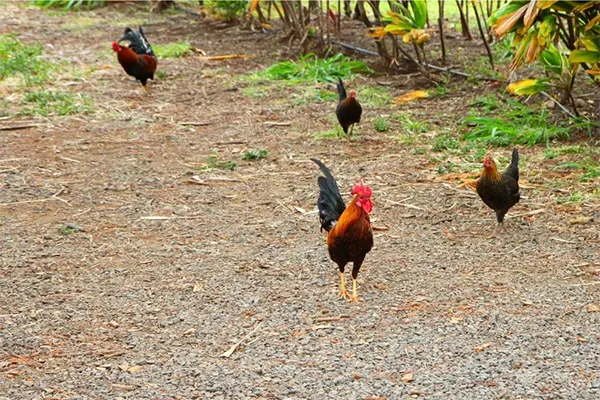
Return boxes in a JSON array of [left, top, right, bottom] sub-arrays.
[[505, 147, 519, 182], [311, 158, 346, 232], [336, 78, 347, 102], [119, 26, 155, 57]]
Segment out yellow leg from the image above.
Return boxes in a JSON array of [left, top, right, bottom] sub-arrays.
[[339, 272, 349, 299], [142, 84, 151, 94], [350, 278, 359, 303], [348, 124, 354, 139]]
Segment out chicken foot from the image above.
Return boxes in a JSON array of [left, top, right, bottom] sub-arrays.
[[339, 272, 350, 299], [350, 279, 359, 303]]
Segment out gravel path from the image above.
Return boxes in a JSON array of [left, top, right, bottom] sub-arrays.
[[1, 4, 599, 399]]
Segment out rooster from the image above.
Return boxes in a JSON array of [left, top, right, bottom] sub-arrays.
[[112, 26, 157, 93], [336, 78, 362, 138], [312, 158, 373, 302], [476, 148, 520, 230]]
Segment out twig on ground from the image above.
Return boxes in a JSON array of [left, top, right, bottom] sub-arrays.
[[215, 140, 247, 145], [179, 121, 213, 126], [385, 199, 425, 211], [315, 315, 351, 322], [0, 125, 38, 131], [219, 321, 264, 358], [264, 121, 292, 126], [0, 187, 69, 207], [505, 209, 545, 219]]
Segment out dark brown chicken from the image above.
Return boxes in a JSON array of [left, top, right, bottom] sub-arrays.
[[476, 148, 520, 227], [336, 78, 362, 138], [112, 26, 157, 93], [312, 158, 373, 302]]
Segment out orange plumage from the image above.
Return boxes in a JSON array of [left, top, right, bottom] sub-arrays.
[[312, 158, 373, 302]]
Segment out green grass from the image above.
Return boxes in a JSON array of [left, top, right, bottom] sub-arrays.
[[465, 56, 502, 80], [313, 127, 348, 139], [242, 149, 268, 161], [260, 52, 373, 84], [290, 87, 338, 106], [154, 41, 194, 58], [462, 99, 590, 146], [20, 90, 93, 116], [0, 34, 52, 86], [469, 94, 502, 112], [356, 85, 392, 108], [32, 0, 105, 10], [432, 134, 461, 152], [373, 118, 390, 132], [156, 71, 167, 79], [394, 114, 431, 134], [199, 155, 237, 171]]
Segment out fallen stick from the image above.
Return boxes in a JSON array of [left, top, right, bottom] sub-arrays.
[[0, 125, 38, 131], [215, 140, 247, 145], [199, 55, 253, 61], [219, 321, 264, 358], [179, 121, 212, 126], [385, 200, 425, 211], [315, 315, 351, 323], [505, 209, 545, 219], [264, 121, 292, 126]]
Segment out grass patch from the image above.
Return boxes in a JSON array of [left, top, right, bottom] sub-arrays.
[[260, 52, 372, 84], [20, 90, 93, 116], [313, 127, 347, 139], [290, 87, 338, 106], [394, 114, 431, 134], [32, 0, 106, 10], [469, 94, 502, 112], [0, 34, 52, 86], [432, 134, 461, 152], [465, 56, 502, 80], [373, 118, 389, 132], [199, 155, 237, 171], [356, 85, 392, 108], [242, 148, 268, 161], [242, 86, 270, 99], [463, 99, 590, 146], [154, 41, 194, 58]]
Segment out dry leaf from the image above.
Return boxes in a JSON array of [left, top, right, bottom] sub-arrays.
[[474, 342, 494, 352], [586, 304, 599, 312], [395, 90, 429, 104], [450, 316, 462, 324], [127, 365, 142, 374], [193, 281, 202, 292], [183, 328, 197, 336], [569, 216, 593, 225], [402, 372, 414, 383], [352, 373, 361, 380], [577, 336, 588, 343]]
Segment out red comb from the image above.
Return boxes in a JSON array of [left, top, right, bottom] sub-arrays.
[[351, 181, 372, 197]]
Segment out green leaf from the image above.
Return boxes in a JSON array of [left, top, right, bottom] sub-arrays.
[[540, 46, 563, 74], [569, 50, 600, 64], [506, 78, 550, 95], [488, 1, 528, 26], [410, 0, 428, 28]]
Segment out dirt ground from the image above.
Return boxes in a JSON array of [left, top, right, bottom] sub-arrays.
[[1, 4, 600, 400]]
